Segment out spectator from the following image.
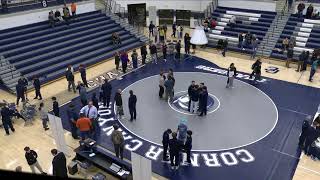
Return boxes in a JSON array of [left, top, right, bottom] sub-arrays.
[[66, 103, 79, 139], [149, 21, 155, 37], [112, 32, 121, 45], [1, 103, 15, 135], [210, 18, 217, 29], [302, 51, 310, 71], [306, 4, 314, 19], [76, 113, 92, 140], [63, 5, 71, 25], [175, 40, 181, 60], [297, 2, 306, 18], [162, 129, 172, 161], [309, 59, 320, 82], [172, 22, 177, 38], [163, 24, 168, 39], [289, 37, 296, 47], [238, 32, 244, 49], [102, 79, 112, 108], [71, 2, 77, 17], [150, 43, 158, 64], [222, 39, 228, 57], [55, 10, 63, 21], [286, 47, 294, 68], [111, 124, 124, 159], [245, 32, 252, 46], [48, 11, 56, 28], [131, 49, 138, 69], [162, 43, 167, 61], [203, 18, 209, 29], [79, 64, 88, 87], [184, 33, 191, 55], [297, 51, 306, 72], [251, 39, 258, 59], [114, 89, 124, 119], [159, 27, 165, 42], [33, 76, 42, 100], [24, 147, 47, 174], [229, 15, 236, 28], [128, 90, 137, 121], [39, 102, 49, 131], [140, 44, 147, 65], [66, 65, 76, 93], [18, 75, 28, 101], [16, 83, 25, 106], [52, 97, 60, 117], [169, 132, 180, 170], [282, 37, 289, 52], [120, 51, 129, 73], [115, 52, 120, 71], [51, 149, 67, 178], [1, 0, 8, 13]]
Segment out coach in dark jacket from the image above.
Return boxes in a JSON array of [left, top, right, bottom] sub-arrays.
[[66, 68, 76, 93], [102, 79, 112, 108], [51, 149, 68, 178], [128, 90, 137, 121], [16, 83, 25, 106], [184, 130, 192, 164], [169, 132, 180, 169], [140, 45, 148, 64], [162, 129, 172, 161], [199, 86, 208, 116], [79, 64, 88, 87], [52, 97, 60, 117], [33, 76, 42, 100], [1, 105, 15, 135]]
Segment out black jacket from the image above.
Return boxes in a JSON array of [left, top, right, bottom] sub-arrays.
[[53, 101, 59, 117], [115, 55, 120, 65], [1, 106, 13, 122], [102, 82, 112, 97], [65, 70, 74, 82], [92, 95, 99, 110], [25, 150, 38, 165], [169, 138, 180, 154], [79, 67, 86, 78], [185, 136, 192, 150], [162, 131, 170, 144], [150, 45, 157, 54], [18, 78, 28, 87], [33, 78, 41, 89], [188, 85, 194, 96], [227, 67, 237, 77], [128, 94, 137, 108], [16, 84, 25, 96], [176, 42, 181, 52], [200, 91, 208, 108], [190, 88, 199, 101], [114, 92, 122, 106], [52, 152, 68, 178], [140, 46, 147, 56]]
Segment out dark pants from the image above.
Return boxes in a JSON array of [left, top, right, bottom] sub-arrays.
[[159, 85, 164, 98], [42, 118, 48, 129], [304, 138, 315, 155], [170, 152, 179, 166], [70, 122, 78, 139], [122, 63, 127, 73], [163, 143, 169, 160], [16, 95, 25, 105], [299, 133, 307, 148], [114, 144, 124, 159], [142, 54, 146, 64], [35, 88, 42, 99], [222, 47, 227, 57], [309, 69, 316, 81], [72, 11, 76, 17], [163, 51, 167, 60], [188, 99, 191, 111], [176, 51, 180, 60], [115, 62, 119, 70], [199, 105, 207, 116], [68, 81, 76, 92], [129, 106, 136, 120], [186, 148, 191, 163], [79, 131, 90, 140], [81, 99, 88, 107], [103, 95, 111, 107], [81, 76, 88, 87], [149, 29, 153, 37], [3, 120, 15, 135], [185, 46, 190, 54], [172, 30, 176, 37]]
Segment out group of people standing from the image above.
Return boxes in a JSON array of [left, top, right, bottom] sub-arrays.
[[162, 119, 193, 170], [159, 69, 175, 101], [187, 81, 208, 116]]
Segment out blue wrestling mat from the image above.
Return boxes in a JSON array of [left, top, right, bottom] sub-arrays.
[[59, 55, 320, 180]]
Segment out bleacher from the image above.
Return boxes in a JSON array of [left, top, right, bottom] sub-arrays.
[[207, 6, 276, 54], [271, 14, 320, 60], [0, 10, 144, 92]]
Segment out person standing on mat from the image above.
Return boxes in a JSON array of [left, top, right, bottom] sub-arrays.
[[111, 124, 125, 159], [24, 147, 47, 175], [226, 63, 237, 88], [188, 81, 195, 112], [33, 76, 42, 100], [169, 132, 180, 170], [190, 85, 200, 113], [199, 86, 208, 116], [52, 97, 60, 117], [51, 149, 68, 178], [131, 49, 138, 69], [140, 44, 147, 65], [159, 71, 166, 99], [162, 129, 172, 161], [177, 118, 188, 144], [128, 90, 137, 121], [175, 40, 181, 60], [184, 33, 191, 55], [79, 64, 88, 88], [164, 75, 174, 101], [102, 79, 112, 108], [299, 116, 311, 148], [184, 130, 193, 164], [66, 103, 79, 139], [114, 89, 124, 119]]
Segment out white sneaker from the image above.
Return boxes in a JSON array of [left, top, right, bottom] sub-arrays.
[[175, 166, 179, 170], [171, 166, 175, 170]]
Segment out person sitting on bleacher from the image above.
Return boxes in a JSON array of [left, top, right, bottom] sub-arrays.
[[55, 10, 63, 22], [297, 2, 305, 18], [244, 32, 252, 46], [210, 18, 217, 29], [112, 33, 121, 45], [48, 11, 56, 28], [306, 4, 314, 19], [229, 16, 236, 29], [63, 4, 71, 25], [282, 37, 289, 52]]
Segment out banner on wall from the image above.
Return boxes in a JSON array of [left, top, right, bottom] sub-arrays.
[[48, 113, 69, 156]]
